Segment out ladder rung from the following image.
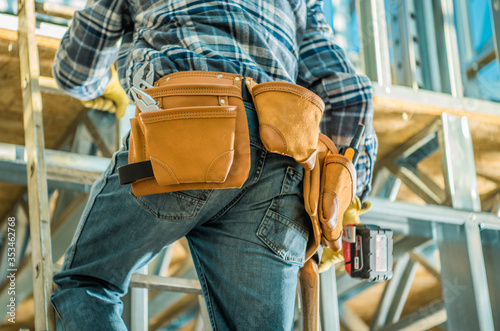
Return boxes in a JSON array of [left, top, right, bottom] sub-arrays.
[[0, 142, 108, 186], [34, 2, 75, 20], [53, 264, 202, 295], [39, 76, 66, 95], [130, 274, 203, 295]]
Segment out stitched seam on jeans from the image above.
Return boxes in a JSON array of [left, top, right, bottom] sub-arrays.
[[249, 148, 266, 185], [206, 147, 263, 224], [207, 186, 251, 224], [51, 300, 67, 331], [267, 209, 309, 237], [131, 191, 200, 221], [257, 213, 306, 263]]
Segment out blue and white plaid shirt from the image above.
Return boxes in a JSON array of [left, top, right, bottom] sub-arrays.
[[54, 0, 378, 197]]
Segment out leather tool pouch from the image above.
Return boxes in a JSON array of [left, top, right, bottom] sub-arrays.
[[303, 134, 356, 261], [120, 71, 251, 197], [245, 78, 325, 170]]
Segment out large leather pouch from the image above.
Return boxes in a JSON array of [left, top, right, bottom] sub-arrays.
[[126, 71, 251, 197], [245, 79, 325, 170], [139, 105, 237, 186]]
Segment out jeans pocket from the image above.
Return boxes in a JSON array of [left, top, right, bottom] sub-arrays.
[[130, 189, 212, 221], [257, 166, 309, 265]]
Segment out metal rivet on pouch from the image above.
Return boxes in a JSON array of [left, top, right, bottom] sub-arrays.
[[218, 74, 223, 78], [166, 77, 170, 81], [220, 99, 225, 104], [234, 77, 240, 81]]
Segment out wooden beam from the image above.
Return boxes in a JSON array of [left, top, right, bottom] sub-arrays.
[[18, 0, 55, 328]]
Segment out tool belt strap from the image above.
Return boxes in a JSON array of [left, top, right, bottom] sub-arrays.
[[118, 161, 154, 185]]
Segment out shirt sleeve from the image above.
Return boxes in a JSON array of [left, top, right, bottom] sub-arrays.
[[297, 0, 378, 199], [52, 0, 130, 100]]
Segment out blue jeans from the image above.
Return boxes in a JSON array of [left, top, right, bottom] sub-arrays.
[[51, 104, 311, 330]]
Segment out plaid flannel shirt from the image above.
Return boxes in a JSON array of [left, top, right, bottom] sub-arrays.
[[54, 0, 378, 197]]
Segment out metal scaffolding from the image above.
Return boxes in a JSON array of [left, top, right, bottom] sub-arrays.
[[0, 0, 499, 330]]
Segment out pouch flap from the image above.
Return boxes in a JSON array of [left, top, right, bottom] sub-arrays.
[[319, 154, 356, 252], [251, 81, 325, 111]]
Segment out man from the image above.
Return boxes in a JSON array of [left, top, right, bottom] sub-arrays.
[[51, 0, 377, 329]]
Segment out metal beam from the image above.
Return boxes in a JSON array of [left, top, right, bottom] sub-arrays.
[[466, 43, 496, 78], [0, 143, 109, 189], [356, 0, 392, 86], [373, 85, 500, 124], [418, 0, 443, 91], [489, 0, 500, 65], [131, 266, 148, 331], [408, 251, 441, 281], [375, 119, 440, 171], [440, 0, 464, 97], [339, 305, 369, 331], [481, 229, 500, 329], [372, 168, 401, 201], [386, 162, 444, 205], [319, 266, 340, 331], [438, 114, 481, 211], [370, 254, 418, 329], [379, 300, 447, 331], [436, 114, 495, 331], [18, 0, 55, 327], [362, 197, 500, 230]]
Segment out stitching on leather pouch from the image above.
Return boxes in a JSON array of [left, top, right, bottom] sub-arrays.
[[206, 150, 234, 182], [151, 158, 179, 185], [260, 123, 288, 154], [325, 162, 355, 198], [156, 72, 242, 84], [142, 111, 236, 123], [142, 136, 145, 163], [327, 159, 356, 178], [148, 88, 241, 97], [253, 84, 324, 110], [141, 107, 236, 119]]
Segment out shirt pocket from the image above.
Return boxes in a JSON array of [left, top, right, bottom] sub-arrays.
[[257, 166, 310, 265]]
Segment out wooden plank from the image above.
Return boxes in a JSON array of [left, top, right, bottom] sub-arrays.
[[18, 0, 56, 327], [0, 27, 85, 226]]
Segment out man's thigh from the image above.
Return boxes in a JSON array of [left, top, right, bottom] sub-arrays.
[[187, 152, 311, 330]]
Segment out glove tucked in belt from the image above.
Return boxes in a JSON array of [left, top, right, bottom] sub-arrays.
[[303, 134, 357, 261]]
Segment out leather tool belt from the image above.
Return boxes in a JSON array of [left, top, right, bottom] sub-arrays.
[[118, 71, 356, 261], [119, 71, 251, 197]]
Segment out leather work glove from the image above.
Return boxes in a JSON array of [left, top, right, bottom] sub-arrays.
[[80, 66, 130, 119], [318, 196, 372, 273]]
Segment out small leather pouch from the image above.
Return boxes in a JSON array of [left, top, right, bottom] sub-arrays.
[[303, 134, 356, 260], [122, 71, 251, 197], [245, 79, 324, 170], [318, 154, 356, 251]]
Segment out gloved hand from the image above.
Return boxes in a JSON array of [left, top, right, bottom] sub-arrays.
[[80, 66, 130, 119], [318, 196, 372, 273]]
